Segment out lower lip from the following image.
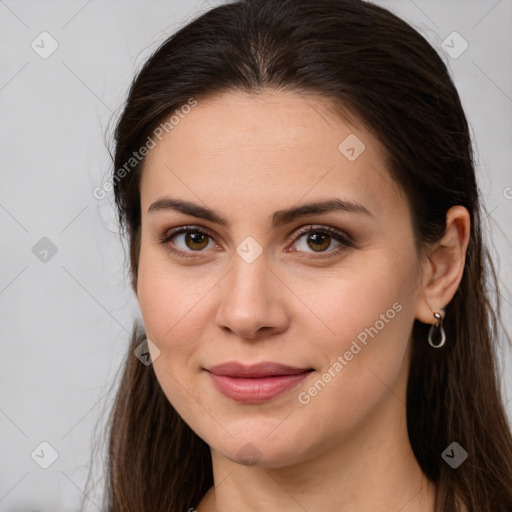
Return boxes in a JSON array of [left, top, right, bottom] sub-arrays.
[[207, 371, 312, 403]]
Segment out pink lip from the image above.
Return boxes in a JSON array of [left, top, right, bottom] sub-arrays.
[[206, 362, 314, 403]]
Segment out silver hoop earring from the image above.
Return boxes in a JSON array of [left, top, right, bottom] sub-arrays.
[[428, 312, 446, 348]]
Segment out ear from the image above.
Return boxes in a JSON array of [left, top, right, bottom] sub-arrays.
[[415, 206, 471, 324]]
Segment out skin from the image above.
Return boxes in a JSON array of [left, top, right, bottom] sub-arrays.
[[136, 89, 470, 512]]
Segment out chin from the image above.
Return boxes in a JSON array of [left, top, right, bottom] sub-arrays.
[[207, 427, 314, 469]]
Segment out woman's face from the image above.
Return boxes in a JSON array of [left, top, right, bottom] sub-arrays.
[[137, 90, 427, 467]]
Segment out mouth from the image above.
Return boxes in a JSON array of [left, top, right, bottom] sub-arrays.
[[205, 362, 314, 403]]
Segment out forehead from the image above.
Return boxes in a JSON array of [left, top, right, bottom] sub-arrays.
[[140, 90, 404, 221]]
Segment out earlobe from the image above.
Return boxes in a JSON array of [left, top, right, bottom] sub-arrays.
[[415, 205, 471, 325]]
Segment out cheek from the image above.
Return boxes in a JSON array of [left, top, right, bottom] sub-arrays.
[[136, 246, 206, 363], [295, 255, 413, 348], [137, 259, 208, 420], [293, 252, 416, 402]]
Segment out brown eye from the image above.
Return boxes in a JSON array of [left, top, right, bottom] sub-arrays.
[[305, 232, 332, 252], [182, 232, 210, 251], [289, 226, 354, 258], [158, 227, 217, 259], [158, 224, 353, 261]]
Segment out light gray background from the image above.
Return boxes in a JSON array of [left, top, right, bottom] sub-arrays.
[[1, 0, 511, 510]]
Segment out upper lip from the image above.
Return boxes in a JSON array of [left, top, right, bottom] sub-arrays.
[[206, 362, 313, 378]]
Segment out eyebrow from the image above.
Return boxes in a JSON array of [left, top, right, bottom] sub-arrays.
[[147, 197, 373, 228]]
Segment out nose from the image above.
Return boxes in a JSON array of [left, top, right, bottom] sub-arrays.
[[214, 253, 290, 340]]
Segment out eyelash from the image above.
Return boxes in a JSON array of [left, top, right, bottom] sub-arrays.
[[158, 225, 354, 260]]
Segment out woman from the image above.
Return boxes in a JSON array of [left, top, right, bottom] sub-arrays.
[[94, 0, 512, 510]]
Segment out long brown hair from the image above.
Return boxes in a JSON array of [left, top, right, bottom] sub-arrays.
[[86, 0, 512, 510]]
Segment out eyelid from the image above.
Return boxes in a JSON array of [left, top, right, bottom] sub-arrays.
[[158, 225, 219, 259], [288, 224, 354, 247], [158, 223, 354, 259], [158, 225, 217, 245]]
